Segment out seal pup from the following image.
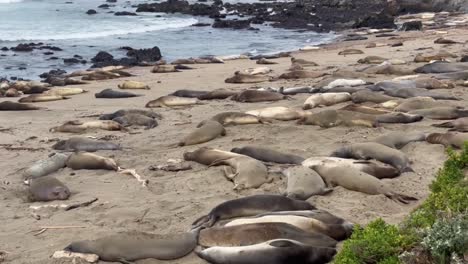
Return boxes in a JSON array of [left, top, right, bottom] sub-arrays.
[[409, 107, 468, 120], [192, 194, 315, 228], [183, 147, 241, 165], [23, 153, 69, 180], [145, 96, 201, 108], [426, 132, 468, 149], [231, 90, 287, 103], [279, 70, 327, 79], [283, 166, 332, 200], [113, 113, 158, 129], [95, 89, 142, 98], [330, 142, 413, 173], [19, 94, 70, 103], [209, 112, 265, 126], [66, 152, 118, 170], [99, 109, 162, 120], [170, 89, 208, 98], [303, 93, 351, 109], [297, 110, 377, 128], [291, 57, 318, 67], [50, 120, 124, 133], [179, 120, 226, 146], [256, 58, 278, 65], [209, 156, 271, 190], [312, 165, 417, 203], [321, 79, 367, 90], [197, 89, 238, 100], [374, 132, 427, 149], [28, 176, 70, 202], [338, 49, 364, 55], [118, 81, 150, 90], [279, 86, 317, 95], [151, 64, 179, 73], [432, 117, 468, 132], [351, 90, 396, 104], [414, 62, 468, 74], [230, 146, 304, 164], [0, 101, 43, 111], [196, 239, 336, 264], [246, 106, 304, 121], [64, 230, 197, 263], [198, 222, 337, 248], [52, 137, 121, 152], [225, 71, 272, 83]]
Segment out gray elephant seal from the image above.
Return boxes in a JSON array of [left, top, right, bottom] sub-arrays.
[[179, 120, 226, 146], [208, 112, 265, 126], [257, 58, 278, 65], [231, 90, 287, 103], [230, 146, 304, 164], [340, 104, 391, 115], [312, 165, 417, 203], [23, 153, 69, 180], [376, 112, 423, 124], [64, 230, 198, 263], [246, 106, 304, 121], [291, 58, 318, 66], [145, 96, 201, 108], [183, 147, 241, 165], [426, 132, 468, 149], [297, 109, 377, 128], [95, 89, 142, 98], [414, 62, 468, 74], [52, 137, 122, 152], [283, 166, 332, 200], [99, 109, 162, 120], [196, 239, 336, 264], [351, 90, 396, 104], [393, 97, 442, 112], [225, 71, 272, 84], [197, 88, 238, 100], [113, 113, 158, 129], [408, 107, 468, 120], [374, 132, 426, 149], [0, 101, 43, 111], [432, 117, 468, 132], [384, 87, 458, 100], [170, 89, 208, 98], [29, 176, 70, 202], [330, 142, 413, 173], [198, 222, 337, 248], [279, 70, 327, 79], [66, 152, 118, 170], [192, 194, 315, 228]]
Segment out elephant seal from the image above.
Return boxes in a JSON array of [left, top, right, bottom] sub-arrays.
[[19, 94, 70, 103], [283, 166, 332, 200], [384, 87, 459, 100], [256, 58, 278, 65], [170, 89, 207, 98], [23, 153, 69, 180], [231, 90, 287, 103], [192, 194, 315, 228], [278, 86, 317, 95], [95, 89, 142, 98], [291, 58, 318, 67], [302, 157, 399, 179], [0, 101, 43, 111], [210, 156, 271, 190], [374, 132, 426, 149], [151, 64, 179, 73], [376, 112, 423, 124], [414, 62, 468, 74], [4, 88, 22, 97], [433, 70, 468, 81], [52, 137, 121, 152], [66, 152, 118, 170], [198, 222, 337, 248], [409, 107, 468, 120], [197, 89, 238, 100], [225, 71, 272, 83], [426, 132, 468, 149], [183, 147, 241, 165], [363, 64, 414, 75], [113, 114, 158, 129], [338, 49, 364, 55], [46, 88, 87, 96], [179, 120, 225, 146], [64, 230, 197, 263], [358, 56, 387, 64], [99, 109, 161, 120], [28, 176, 70, 202], [351, 90, 396, 104], [434, 37, 459, 44], [432, 117, 468, 132], [50, 120, 124, 133], [393, 97, 442, 112], [230, 146, 304, 164], [303, 93, 351, 109], [118, 81, 150, 90], [340, 104, 391, 115], [196, 239, 336, 264], [312, 165, 417, 203], [320, 79, 367, 90], [297, 110, 377, 128], [371, 78, 452, 91], [246, 106, 304, 121], [242, 67, 272, 75], [279, 70, 327, 79], [209, 112, 265, 126], [255, 209, 351, 226], [330, 142, 413, 173], [145, 96, 201, 108]]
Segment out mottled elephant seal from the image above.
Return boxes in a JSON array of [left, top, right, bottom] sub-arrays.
[[209, 112, 265, 126], [50, 120, 124, 133], [338, 49, 364, 55], [393, 97, 442, 112], [28, 176, 70, 202], [179, 120, 226, 146], [95, 89, 142, 98], [376, 112, 423, 124], [279, 70, 328, 79], [312, 165, 417, 203], [414, 62, 468, 74], [408, 107, 468, 120], [196, 239, 336, 264], [231, 90, 287, 103], [432, 117, 468, 132], [257, 58, 278, 65], [230, 146, 304, 164], [374, 132, 426, 149], [426, 132, 468, 149], [330, 142, 413, 173], [291, 57, 318, 67], [66, 152, 118, 170], [283, 166, 332, 200], [246, 106, 304, 121], [297, 110, 377, 128], [170, 89, 207, 98], [52, 137, 122, 152], [151, 64, 179, 73], [64, 230, 197, 263], [117, 80, 150, 90], [145, 96, 201, 108], [303, 93, 351, 109], [192, 194, 315, 228], [351, 90, 396, 104], [23, 153, 69, 180], [113, 113, 158, 129], [183, 147, 241, 165], [99, 109, 162, 120], [197, 88, 238, 100], [363, 64, 415, 76], [19, 94, 70, 103], [225, 71, 272, 83]]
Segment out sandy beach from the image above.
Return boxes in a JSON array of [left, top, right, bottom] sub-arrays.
[[1, 21, 468, 263]]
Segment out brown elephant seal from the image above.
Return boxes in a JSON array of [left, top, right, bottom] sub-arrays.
[[340, 104, 391, 115], [414, 62, 468, 74], [291, 58, 318, 67], [408, 107, 468, 120], [117, 81, 150, 90], [66, 152, 118, 170], [52, 137, 121, 152], [113, 114, 158, 129], [210, 156, 271, 190], [297, 110, 377, 128], [170, 89, 207, 98], [64, 230, 197, 263], [363, 64, 414, 75], [225, 71, 272, 83], [179, 120, 226, 146], [95, 89, 142, 98], [183, 147, 241, 165], [432, 117, 468, 132], [426, 132, 468, 149], [196, 239, 336, 264], [230, 146, 304, 164], [197, 89, 238, 100], [151, 64, 179, 73], [393, 97, 442, 112], [384, 87, 459, 100], [198, 222, 337, 248], [279, 70, 327, 79], [4, 88, 21, 97], [145, 96, 201, 108], [376, 112, 423, 124], [303, 93, 351, 109], [358, 56, 388, 64], [28, 176, 70, 202], [374, 132, 426, 149], [246, 106, 304, 121], [283, 166, 332, 200], [330, 142, 413, 173], [46, 87, 87, 96], [312, 165, 417, 203], [50, 120, 124, 133], [19, 94, 70, 103], [351, 90, 396, 104], [434, 37, 459, 44], [192, 194, 315, 228], [23, 153, 69, 180], [100, 109, 162, 120], [302, 157, 399, 179], [231, 90, 287, 103], [338, 49, 364, 55], [256, 58, 278, 65], [209, 112, 265, 126], [0, 101, 43, 111]]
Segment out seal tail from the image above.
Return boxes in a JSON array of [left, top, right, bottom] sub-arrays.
[[432, 121, 453, 128], [386, 192, 418, 204]]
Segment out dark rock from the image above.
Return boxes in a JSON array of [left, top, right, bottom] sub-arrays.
[[120, 46, 134, 51], [73, 54, 83, 59], [212, 18, 251, 29], [353, 11, 396, 29], [63, 58, 80, 64], [114, 11, 137, 16], [126, 46, 162, 62], [344, 35, 368, 41], [460, 55, 468, 62], [4, 66, 12, 69], [10, 77, 17, 80], [39, 45, 63, 51], [400, 20, 423, 31], [86, 9, 97, 15], [98, 4, 110, 8], [11, 44, 34, 52], [1, 47, 8, 51], [91, 51, 114, 63], [18, 67, 27, 70], [191, 22, 211, 27], [48, 57, 59, 60], [391, 42, 403, 47], [106, 0, 117, 2], [43, 52, 54, 55], [39, 69, 67, 79]]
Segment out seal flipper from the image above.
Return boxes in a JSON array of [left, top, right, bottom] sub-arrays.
[[432, 121, 453, 128], [386, 192, 418, 204], [117, 258, 134, 264]]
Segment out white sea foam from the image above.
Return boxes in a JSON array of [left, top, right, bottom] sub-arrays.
[[0, 0, 23, 3]]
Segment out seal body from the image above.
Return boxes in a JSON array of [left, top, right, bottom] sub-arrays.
[[303, 93, 351, 109], [113, 113, 158, 129], [426, 132, 468, 148], [374, 132, 426, 149], [279, 70, 327, 79], [46, 88, 87, 96], [246, 107, 303, 121], [66, 152, 118, 170], [230, 146, 304, 164], [351, 90, 395, 104], [170, 89, 207, 98], [51, 120, 123, 133], [209, 112, 264, 126], [117, 80, 150, 90], [384, 87, 458, 100], [225, 71, 271, 83], [145, 96, 200, 108], [409, 107, 468, 120], [283, 166, 332, 200], [95, 89, 141, 98], [99, 109, 161, 120], [23, 153, 69, 179], [179, 120, 226, 146], [29, 176, 70, 202], [393, 97, 441, 112], [231, 90, 286, 103], [432, 117, 468, 132], [414, 62, 468, 74], [376, 112, 423, 124], [183, 147, 241, 165], [52, 137, 122, 152], [151, 65, 179, 73], [197, 89, 238, 100], [298, 110, 377, 128], [19, 94, 69, 103]]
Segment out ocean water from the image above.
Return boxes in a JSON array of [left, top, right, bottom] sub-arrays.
[[0, 0, 336, 80]]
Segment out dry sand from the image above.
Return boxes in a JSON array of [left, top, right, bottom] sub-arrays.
[[1, 24, 468, 263]]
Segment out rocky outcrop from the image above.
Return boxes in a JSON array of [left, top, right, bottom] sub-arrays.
[[395, 0, 468, 13], [114, 11, 137, 16], [212, 19, 251, 29], [86, 9, 97, 15], [91, 47, 162, 68]]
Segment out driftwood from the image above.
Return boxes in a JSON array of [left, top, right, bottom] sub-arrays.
[[29, 198, 98, 211], [32, 225, 86, 236], [52, 250, 99, 263]]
